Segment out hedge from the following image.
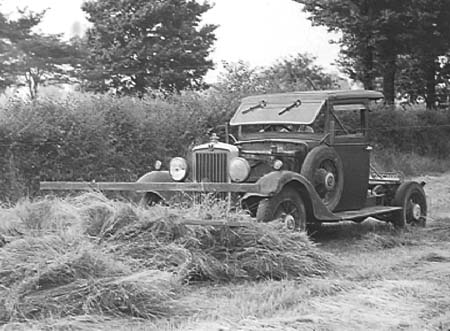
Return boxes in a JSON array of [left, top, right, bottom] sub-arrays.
[[0, 91, 448, 201]]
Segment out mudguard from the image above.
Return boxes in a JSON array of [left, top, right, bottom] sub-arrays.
[[136, 171, 176, 202], [253, 171, 340, 222]]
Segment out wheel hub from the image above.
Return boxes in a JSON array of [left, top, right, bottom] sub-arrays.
[[315, 169, 336, 191], [324, 172, 336, 191], [284, 214, 296, 231], [412, 203, 422, 221]]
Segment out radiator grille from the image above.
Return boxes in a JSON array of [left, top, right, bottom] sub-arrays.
[[194, 152, 228, 182]]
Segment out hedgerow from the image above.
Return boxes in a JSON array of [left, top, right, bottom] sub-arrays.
[[0, 91, 449, 200], [0, 91, 231, 200]]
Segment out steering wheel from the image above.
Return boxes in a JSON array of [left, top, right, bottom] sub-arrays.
[[262, 124, 292, 132]]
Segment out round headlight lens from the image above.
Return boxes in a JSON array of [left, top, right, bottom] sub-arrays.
[[229, 157, 251, 183], [273, 159, 283, 170], [169, 157, 188, 181]]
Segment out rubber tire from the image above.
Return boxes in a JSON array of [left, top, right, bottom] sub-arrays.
[[392, 182, 427, 228], [256, 187, 307, 232], [139, 192, 163, 207], [301, 145, 344, 211]]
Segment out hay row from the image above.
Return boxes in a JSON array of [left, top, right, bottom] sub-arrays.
[[7, 271, 183, 321], [0, 193, 334, 323]]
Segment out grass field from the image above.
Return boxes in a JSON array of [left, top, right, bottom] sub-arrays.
[[0, 174, 449, 330]]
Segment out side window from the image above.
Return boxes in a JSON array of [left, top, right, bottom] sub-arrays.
[[332, 104, 365, 136]]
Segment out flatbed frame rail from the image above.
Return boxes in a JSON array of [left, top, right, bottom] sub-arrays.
[[40, 181, 261, 193]]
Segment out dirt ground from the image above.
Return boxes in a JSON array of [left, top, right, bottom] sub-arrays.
[[4, 174, 450, 331]]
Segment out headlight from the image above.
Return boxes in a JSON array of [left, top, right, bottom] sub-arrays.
[[169, 157, 188, 181], [229, 157, 250, 182], [273, 159, 283, 170]]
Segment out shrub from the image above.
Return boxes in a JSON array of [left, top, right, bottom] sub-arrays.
[[0, 91, 449, 200], [0, 91, 230, 200]]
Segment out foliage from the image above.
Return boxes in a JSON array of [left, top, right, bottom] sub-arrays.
[[401, 0, 450, 108], [0, 9, 41, 91], [81, 0, 216, 95], [0, 92, 226, 200], [260, 53, 336, 92], [297, 0, 412, 104], [0, 10, 84, 99], [369, 106, 450, 158], [0, 91, 450, 200], [215, 53, 336, 99], [297, 0, 450, 107]]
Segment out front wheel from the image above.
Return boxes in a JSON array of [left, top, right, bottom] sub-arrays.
[[256, 187, 307, 232], [392, 182, 427, 228], [139, 192, 164, 207]]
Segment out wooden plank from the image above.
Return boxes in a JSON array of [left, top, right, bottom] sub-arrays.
[[334, 206, 402, 220], [40, 181, 261, 193]]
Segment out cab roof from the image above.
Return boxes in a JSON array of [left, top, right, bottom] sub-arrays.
[[230, 90, 384, 126]]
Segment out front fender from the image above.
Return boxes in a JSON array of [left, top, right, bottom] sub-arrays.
[[136, 171, 175, 202], [254, 171, 339, 222]]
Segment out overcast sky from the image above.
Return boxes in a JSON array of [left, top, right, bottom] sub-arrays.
[[1, 0, 341, 81]]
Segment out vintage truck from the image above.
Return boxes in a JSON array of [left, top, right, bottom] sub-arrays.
[[41, 90, 427, 230]]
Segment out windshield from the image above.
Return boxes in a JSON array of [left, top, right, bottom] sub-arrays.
[[239, 106, 326, 137], [230, 92, 327, 126], [241, 124, 317, 134]]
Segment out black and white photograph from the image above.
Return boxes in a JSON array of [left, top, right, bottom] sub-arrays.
[[0, 0, 449, 330]]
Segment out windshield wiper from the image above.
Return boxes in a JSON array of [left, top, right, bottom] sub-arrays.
[[278, 99, 302, 116], [242, 100, 267, 114]]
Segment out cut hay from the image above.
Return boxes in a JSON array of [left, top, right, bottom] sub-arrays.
[[0, 235, 128, 291], [13, 198, 82, 235], [180, 226, 334, 282], [110, 214, 334, 282], [0, 207, 23, 238], [0, 192, 335, 323], [9, 271, 183, 321], [70, 194, 139, 238]]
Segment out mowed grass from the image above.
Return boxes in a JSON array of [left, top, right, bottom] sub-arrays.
[[1, 174, 450, 330]]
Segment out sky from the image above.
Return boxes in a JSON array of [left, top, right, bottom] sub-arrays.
[[0, 0, 341, 82]]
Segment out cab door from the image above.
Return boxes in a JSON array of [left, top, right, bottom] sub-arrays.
[[330, 101, 370, 212]]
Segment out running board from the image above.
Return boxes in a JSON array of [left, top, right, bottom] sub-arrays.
[[334, 206, 402, 221]]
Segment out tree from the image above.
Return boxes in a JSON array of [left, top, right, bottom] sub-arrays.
[[261, 53, 335, 92], [297, 0, 450, 108], [0, 9, 85, 98], [298, 0, 413, 105], [0, 9, 42, 91], [81, 0, 216, 95], [216, 61, 264, 96], [406, 0, 450, 108], [216, 54, 335, 98]]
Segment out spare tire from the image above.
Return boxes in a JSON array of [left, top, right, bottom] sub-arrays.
[[301, 145, 344, 211]]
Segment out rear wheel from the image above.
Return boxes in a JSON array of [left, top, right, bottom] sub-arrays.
[[392, 182, 427, 228], [256, 187, 307, 232]]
